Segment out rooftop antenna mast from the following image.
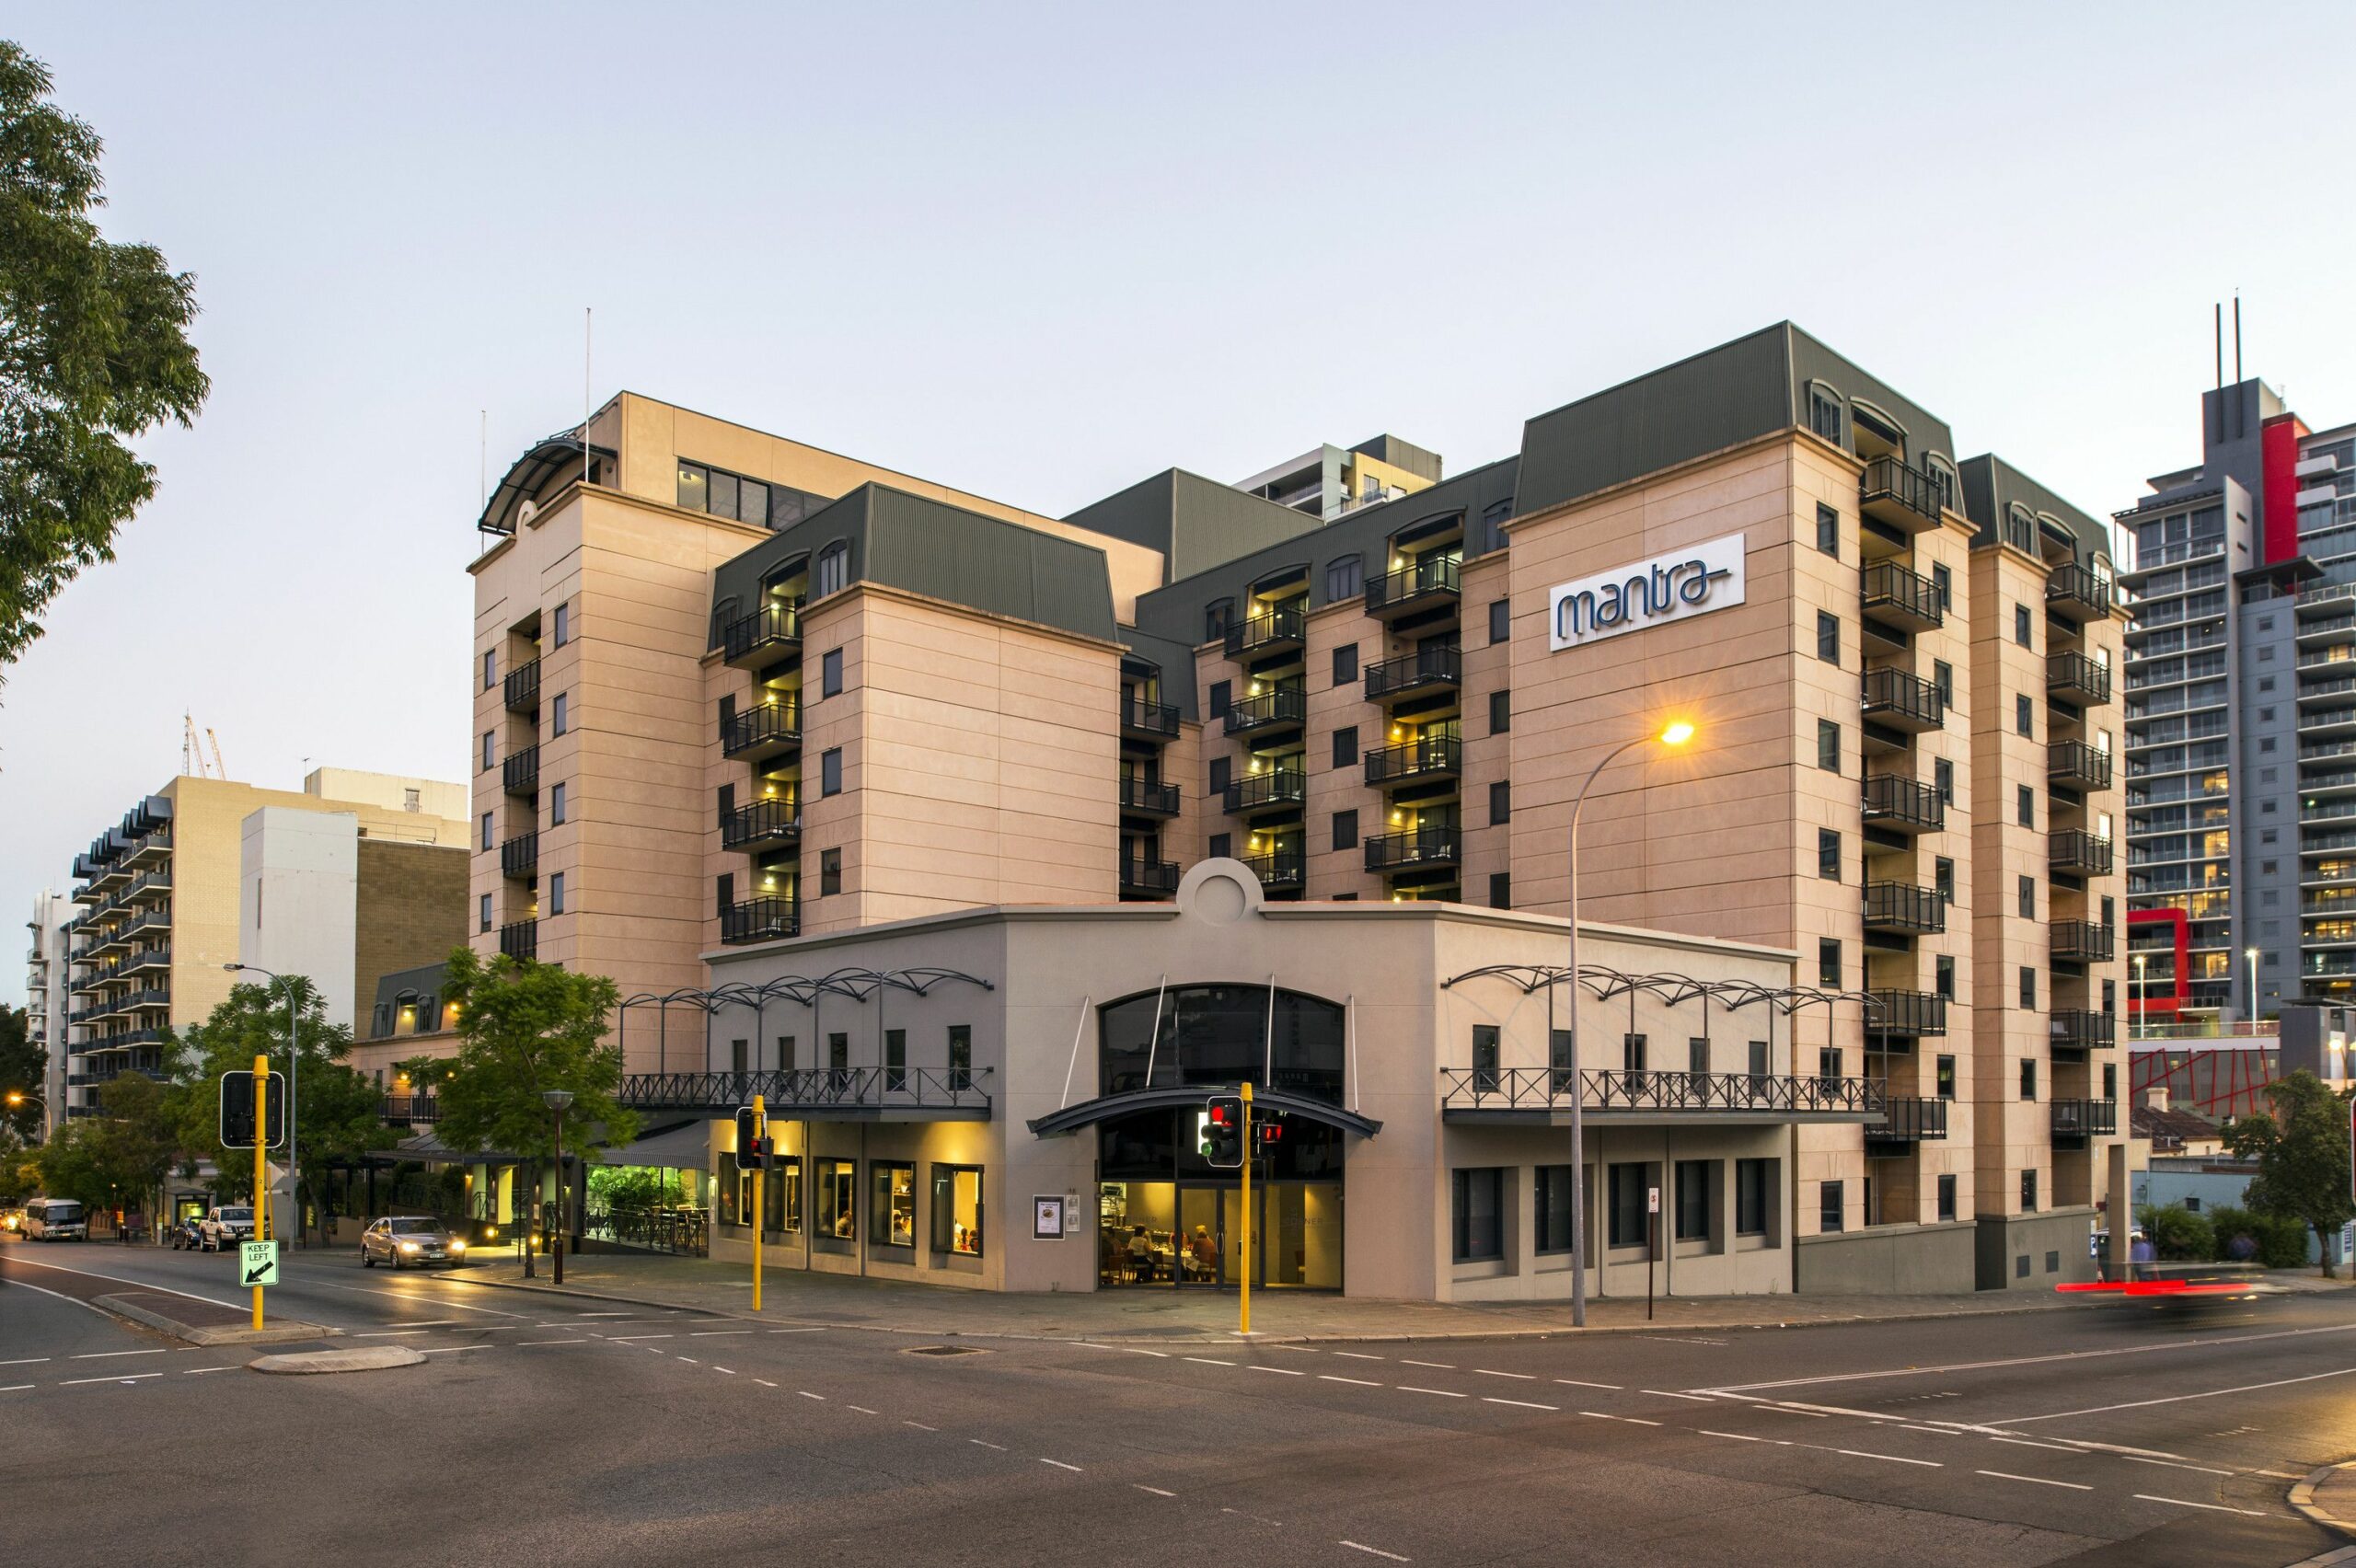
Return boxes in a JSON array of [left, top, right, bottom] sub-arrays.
[[2234, 291, 2243, 383], [583, 306, 594, 486], [2214, 303, 2223, 390]]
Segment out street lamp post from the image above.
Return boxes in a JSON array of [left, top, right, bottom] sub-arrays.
[[225, 963, 297, 1243], [543, 1090, 574, 1286], [2132, 953, 2147, 1042], [2246, 946, 2261, 1027], [1564, 719, 1694, 1329]]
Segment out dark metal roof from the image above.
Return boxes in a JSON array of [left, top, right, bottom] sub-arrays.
[[1958, 454, 2109, 565], [1064, 469, 1319, 584], [476, 427, 617, 536], [373, 960, 451, 1014]]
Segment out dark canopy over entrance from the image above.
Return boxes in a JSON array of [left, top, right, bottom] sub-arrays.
[[1027, 1084, 1380, 1140]]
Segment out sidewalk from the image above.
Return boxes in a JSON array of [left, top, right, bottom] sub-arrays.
[[437, 1247, 2103, 1344], [2295, 1463, 2356, 1542]]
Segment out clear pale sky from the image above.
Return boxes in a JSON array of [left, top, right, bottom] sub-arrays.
[[8, 4, 2356, 1003]]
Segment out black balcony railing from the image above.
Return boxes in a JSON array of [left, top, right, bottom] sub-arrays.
[[720, 896, 797, 945], [2053, 920, 2114, 963], [1859, 560, 1946, 631], [615, 1066, 994, 1118], [1120, 859, 1180, 897], [1865, 989, 1947, 1041], [1242, 849, 1305, 890], [722, 602, 803, 665], [500, 832, 537, 879], [1440, 1066, 1885, 1117], [1118, 777, 1181, 817], [1366, 735, 1462, 788], [502, 657, 541, 713], [2050, 829, 2114, 877], [1862, 772, 1945, 833], [1222, 604, 1306, 657], [1863, 881, 1946, 935], [2048, 651, 2112, 706], [1365, 646, 1462, 701], [499, 919, 538, 961], [1862, 665, 1944, 730], [2050, 1098, 2118, 1143], [1225, 770, 1305, 816], [502, 745, 539, 796], [2050, 740, 2113, 790], [721, 796, 801, 850], [1366, 824, 1461, 873], [2048, 564, 2112, 622], [1223, 687, 1307, 735], [382, 1094, 441, 1124], [1858, 455, 1944, 533], [720, 700, 802, 758], [2050, 1009, 2117, 1052], [1865, 1094, 1950, 1147], [1120, 698, 1182, 741], [1366, 554, 1461, 615]]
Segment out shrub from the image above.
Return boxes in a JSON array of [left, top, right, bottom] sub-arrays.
[[2206, 1205, 2308, 1269], [2138, 1203, 2215, 1262]]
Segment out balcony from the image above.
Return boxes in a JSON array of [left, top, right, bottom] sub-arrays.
[[2047, 564, 2112, 624], [1439, 1066, 1885, 1124], [1864, 1095, 1950, 1150], [2050, 1009, 2117, 1055], [1119, 859, 1180, 899], [1858, 455, 1944, 535], [617, 1065, 993, 1122], [1365, 646, 1462, 704], [502, 657, 540, 714], [1865, 989, 1947, 1044], [2052, 920, 2114, 963], [721, 602, 803, 669], [1366, 735, 1461, 790], [1224, 770, 1304, 819], [1859, 560, 1945, 643], [1223, 604, 1306, 660], [1118, 777, 1181, 819], [722, 796, 802, 851], [1224, 686, 1307, 739], [2050, 830, 2115, 878], [1242, 850, 1305, 893], [500, 832, 537, 879], [720, 699, 802, 765], [2050, 741, 2114, 791], [1120, 698, 1181, 744], [1861, 665, 1944, 734], [2048, 652, 2112, 707], [1366, 824, 1461, 874], [498, 919, 537, 962], [1862, 773, 1945, 836], [122, 945, 169, 976], [1365, 555, 1461, 619], [502, 744, 539, 797], [2050, 1098, 2118, 1147], [720, 896, 797, 945], [1863, 881, 1946, 937]]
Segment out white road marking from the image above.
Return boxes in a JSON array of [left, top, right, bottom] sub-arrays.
[[1999, 1366, 2356, 1425], [63, 1372, 163, 1385], [0, 1358, 52, 1366], [689, 1330, 752, 1337], [1991, 1436, 2081, 1453], [382, 1320, 464, 1328], [420, 1346, 488, 1354], [607, 1334, 675, 1342], [1837, 1449, 1940, 1467], [1581, 1412, 1659, 1425], [182, 1366, 235, 1375], [1707, 1322, 2356, 1395], [2, 1253, 247, 1310], [847, 1405, 877, 1413], [2256, 1469, 2305, 1480], [354, 1331, 431, 1338], [0, 1384, 32, 1392], [70, 1349, 166, 1360], [1399, 1386, 1465, 1398], [1041, 1458, 1082, 1471], [517, 1339, 585, 1346], [2122, 1456, 2235, 1476], [1114, 1347, 1169, 1357], [1134, 1485, 1175, 1497], [2135, 1494, 2266, 1516], [755, 1379, 778, 1388], [1272, 1344, 1320, 1354], [1401, 1360, 1454, 1369], [1900, 1425, 1960, 1435], [1184, 1357, 1235, 1367], [1702, 1431, 1781, 1445], [1979, 1471, 2091, 1491], [1332, 1351, 1384, 1361], [676, 1357, 700, 1365], [1482, 1398, 1558, 1411], [1250, 1366, 1303, 1377], [575, 1311, 635, 1317], [310, 1281, 528, 1318], [1321, 1376, 1380, 1387], [1340, 1541, 1410, 1562], [767, 1328, 826, 1334], [713, 1367, 737, 1376], [1553, 1378, 1621, 1390], [1476, 1369, 1535, 1380], [903, 1420, 935, 1430], [971, 1438, 1006, 1450], [798, 1390, 825, 1401], [1644, 1389, 1715, 1401]]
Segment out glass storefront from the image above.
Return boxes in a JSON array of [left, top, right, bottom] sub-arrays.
[[1098, 1106, 1344, 1290]]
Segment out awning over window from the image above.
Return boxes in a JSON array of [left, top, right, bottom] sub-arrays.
[[1027, 1084, 1380, 1140]]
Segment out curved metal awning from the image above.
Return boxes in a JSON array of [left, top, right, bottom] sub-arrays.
[[477, 427, 618, 536], [1027, 1084, 1380, 1140]]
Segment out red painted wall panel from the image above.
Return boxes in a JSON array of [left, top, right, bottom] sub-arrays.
[[2126, 905, 2190, 1015], [2263, 414, 2306, 564]]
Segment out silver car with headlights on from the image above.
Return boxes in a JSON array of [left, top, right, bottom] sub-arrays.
[[360, 1216, 468, 1269]]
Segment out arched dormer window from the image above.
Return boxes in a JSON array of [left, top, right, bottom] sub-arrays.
[[814, 540, 849, 597], [1848, 399, 1908, 462], [1923, 454, 1960, 515], [1804, 380, 1846, 445], [2004, 502, 2038, 555]]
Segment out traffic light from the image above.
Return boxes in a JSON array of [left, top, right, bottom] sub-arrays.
[[1201, 1093, 1244, 1169], [1256, 1112, 1284, 1148], [734, 1105, 768, 1168], [217, 1070, 286, 1149]]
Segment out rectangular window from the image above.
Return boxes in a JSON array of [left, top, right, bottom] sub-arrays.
[[552, 602, 570, 648], [1818, 939, 1841, 988], [1333, 643, 1357, 686], [676, 462, 708, 511], [822, 648, 843, 698], [544, 691, 564, 737], [820, 847, 842, 897], [1688, 1037, 1709, 1077], [1489, 780, 1510, 825], [2017, 785, 2034, 828], [1818, 719, 1840, 773], [1451, 1168, 1504, 1262], [1208, 831, 1231, 859], [1333, 810, 1358, 852], [479, 812, 493, 852], [1935, 1055, 1956, 1100], [1551, 1029, 1576, 1093], [1490, 689, 1510, 734], [1674, 1159, 1710, 1242], [1817, 828, 1841, 880], [2020, 1170, 2038, 1213], [2015, 604, 2033, 648], [550, 781, 567, 825], [2103, 1062, 2118, 1100], [2019, 1057, 2038, 1100], [1934, 756, 1954, 805], [549, 871, 565, 916], [1931, 562, 1951, 609], [482, 649, 496, 691], [482, 732, 494, 772], [1325, 556, 1362, 604], [1623, 1033, 1647, 1073], [1488, 599, 1510, 645], [1936, 1173, 1957, 1222], [777, 1035, 796, 1072], [948, 1025, 972, 1091], [1534, 1166, 1575, 1254], [2018, 875, 2034, 918], [766, 1155, 803, 1234], [1735, 1159, 1771, 1236], [1934, 857, 1955, 904], [1489, 872, 1510, 910], [828, 1032, 849, 1074], [884, 1029, 907, 1091], [1471, 1024, 1500, 1093], [2015, 694, 2033, 737], [1819, 1180, 1844, 1234], [1208, 756, 1231, 795], [1332, 726, 1357, 768], [871, 1163, 916, 1250], [1608, 1162, 1649, 1249], [1933, 660, 1953, 708], [2019, 966, 2036, 1010], [1936, 954, 1956, 1000], [817, 1159, 857, 1241], [822, 748, 842, 796], [479, 893, 491, 934], [1747, 1040, 1768, 1079], [1816, 502, 1839, 556], [1816, 611, 1839, 663], [1207, 679, 1231, 719], [930, 1165, 984, 1255], [731, 1039, 748, 1078]]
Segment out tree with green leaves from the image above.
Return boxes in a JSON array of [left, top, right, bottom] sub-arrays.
[[2223, 1069, 2356, 1276], [0, 1125, 40, 1203], [433, 947, 632, 1170], [0, 1000, 44, 1140], [34, 1071, 176, 1222], [0, 41, 209, 676]]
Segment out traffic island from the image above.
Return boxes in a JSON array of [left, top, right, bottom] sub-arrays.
[[248, 1346, 425, 1375], [94, 1290, 333, 1347], [2291, 1461, 2356, 1540]]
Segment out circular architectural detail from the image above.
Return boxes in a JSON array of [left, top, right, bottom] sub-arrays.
[[1178, 857, 1263, 927]]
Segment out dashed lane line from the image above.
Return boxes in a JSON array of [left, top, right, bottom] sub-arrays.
[[70, 1349, 166, 1360], [1340, 1541, 1410, 1562], [1702, 1321, 2356, 1396], [1702, 1431, 1784, 1445], [1321, 1376, 1380, 1387], [1134, 1485, 1175, 1497], [1332, 1352, 1384, 1361], [2134, 1494, 2267, 1517], [1398, 1386, 1465, 1399], [1553, 1378, 1621, 1390], [798, 1391, 825, 1401], [516, 1339, 585, 1346], [1250, 1366, 1303, 1377], [1837, 1449, 1941, 1468], [1483, 1398, 1558, 1412], [848, 1405, 878, 1414], [1400, 1360, 1454, 1370], [903, 1420, 935, 1431], [712, 1367, 737, 1376], [0, 1358, 52, 1366], [419, 1346, 489, 1355], [1184, 1357, 1235, 1367], [1979, 1471, 2091, 1492], [1644, 1389, 1716, 1402], [1041, 1458, 1083, 1471], [1475, 1369, 1535, 1381], [61, 1373, 163, 1385], [971, 1439, 1007, 1451]]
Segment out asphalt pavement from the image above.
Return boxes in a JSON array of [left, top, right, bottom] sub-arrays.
[[5, 1238, 2354, 1568]]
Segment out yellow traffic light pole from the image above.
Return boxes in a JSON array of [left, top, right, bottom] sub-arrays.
[[751, 1094, 765, 1314], [1239, 1081, 1253, 1337], [251, 1053, 268, 1331]]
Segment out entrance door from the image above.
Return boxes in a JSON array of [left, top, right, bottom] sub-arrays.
[[1177, 1188, 1219, 1285]]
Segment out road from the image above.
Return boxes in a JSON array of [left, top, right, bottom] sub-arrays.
[[5, 1239, 2353, 1567]]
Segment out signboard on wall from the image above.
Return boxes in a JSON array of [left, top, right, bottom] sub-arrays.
[[1034, 1195, 1065, 1239], [1547, 532, 1746, 652]]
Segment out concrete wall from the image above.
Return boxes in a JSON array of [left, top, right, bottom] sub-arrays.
[[1796, 1220, 1978, 1296], [1975, 1205, 2099, 1289], [239, 808, 360, 1029]]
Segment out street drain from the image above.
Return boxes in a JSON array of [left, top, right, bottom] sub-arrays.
[[904, 1345, 985, 1357]]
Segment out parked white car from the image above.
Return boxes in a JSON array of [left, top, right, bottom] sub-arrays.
[[199, 1205, 256, 1251]]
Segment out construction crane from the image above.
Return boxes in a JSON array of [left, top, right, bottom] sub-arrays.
[[181, 714, 228, 779]]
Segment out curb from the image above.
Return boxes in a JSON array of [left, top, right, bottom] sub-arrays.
[[249, 1346, 425, 1375], [2292, 1462, 2356, 1543], [93, 1293, 337, 1348]]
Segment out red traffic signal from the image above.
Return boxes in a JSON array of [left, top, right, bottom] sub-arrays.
[[1201, 1093, 1245, 1168]]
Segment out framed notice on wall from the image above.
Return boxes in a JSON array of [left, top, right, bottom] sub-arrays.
[[1034, 1195, 1065, 1239]]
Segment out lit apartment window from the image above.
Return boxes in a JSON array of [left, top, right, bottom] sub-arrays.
[[1325, 556, 1362, 603], [931, 1165, 983, 1255], [1489, 599, 1509, 645], [1816, 503, 1839, 557], [1490, 689, 1510, 734], [1817, 720, 1840, 773], [553, 602, 571, 648], [479, 813, 493, 852], [1935, 1055, 1956, 1099], [551, 782, 567, 825], [822, 649, 842, 698], [1333, 643, 1357, 686], [821, 748, 842, 797], [1818, 829, 1840, 880], [549, 872, 565, 916], [1816, 612, 1839, 664], [551, 692, 569, 736]]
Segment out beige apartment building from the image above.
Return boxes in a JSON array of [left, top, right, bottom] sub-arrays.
[[456, 324, 2127, 1296]]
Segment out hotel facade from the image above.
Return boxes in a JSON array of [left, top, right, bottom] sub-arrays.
[[456, 324, 2130, 1297]]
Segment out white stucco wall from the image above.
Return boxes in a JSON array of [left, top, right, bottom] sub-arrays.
[[238, 808, 359, 1029]]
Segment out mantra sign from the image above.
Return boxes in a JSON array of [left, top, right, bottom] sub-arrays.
[[1547, 532, 1746, 651]]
